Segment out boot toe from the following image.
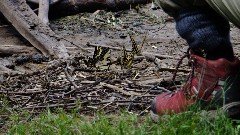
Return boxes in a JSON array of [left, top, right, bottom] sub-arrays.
[[151, 91, 189, 115], [151, 97, 157, 114]]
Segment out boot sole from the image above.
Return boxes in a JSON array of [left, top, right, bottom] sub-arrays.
[[222, 101, 240, 119], [150, 110, 159, 123], [150, 101, 240, 122]]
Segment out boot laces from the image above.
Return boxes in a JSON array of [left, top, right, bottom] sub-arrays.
[[170, 48, 192, 87], [168, 48, 201, 100]]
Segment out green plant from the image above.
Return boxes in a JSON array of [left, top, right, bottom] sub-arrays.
[[3, 108, 239, 135]]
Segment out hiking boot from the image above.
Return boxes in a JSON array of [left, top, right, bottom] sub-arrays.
[[151, 54, 240, 120]]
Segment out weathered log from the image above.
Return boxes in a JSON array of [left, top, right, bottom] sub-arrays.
[[27, 0, 60, 4], [0, 45, 38, 55], [48, 0, 151, 17], [0, 65, 22, 75], [38, 0, 50, 24], [0, 0, 69, 59], [27, 0, 151, 18]]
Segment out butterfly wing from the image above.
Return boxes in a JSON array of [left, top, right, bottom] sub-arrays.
[[129, 34, 139, 55], [129, 34, 146, 56], [96, 47, 111, 70], [85, 46, 111, 69], [120, 46, 134, 69]]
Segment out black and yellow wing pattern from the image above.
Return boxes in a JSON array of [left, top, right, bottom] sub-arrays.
[[120, 46, 134, 69], [129, 34, 146, 56], [84, 46, 111, 70], [118, 34, 147, 69]]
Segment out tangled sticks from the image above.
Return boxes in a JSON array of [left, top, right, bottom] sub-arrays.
[[0, 58, 166, 115]]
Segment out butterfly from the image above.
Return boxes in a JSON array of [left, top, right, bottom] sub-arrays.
[[117, 34, 147, 69], [120, 46, 134, 69], [129, 33, 146, 56], [84, 46, 111, 70]]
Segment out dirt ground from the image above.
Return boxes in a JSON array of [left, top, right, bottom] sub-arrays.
[[0, 3, 240, 116]]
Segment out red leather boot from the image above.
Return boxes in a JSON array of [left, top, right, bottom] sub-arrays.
[[151, 54, 240, 120]]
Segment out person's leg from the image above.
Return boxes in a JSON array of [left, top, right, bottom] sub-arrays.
[[155, 0, 234, 61], [151, 0, 240, 118], [154, 0, 207, 17], [175, 6, 234, 61], [206, 0, 240, 28]]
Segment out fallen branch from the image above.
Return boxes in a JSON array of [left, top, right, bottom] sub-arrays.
[[27, 0, 61, 5], [23, 103, 78, 109], [159, 67, 190, 73], [138, 105, 151, 116], [135, 78, 165, 85], [0, 89, 47, 95], [0, 0, 69, 59], [64, 64, 79, 89], [0, 65, 22, 75], [100, 82, 142, 96], [0, 45, 38, 55], [38, 0, 49, 24], [0, 25, 11, 28], [49, 0, 151, 16]]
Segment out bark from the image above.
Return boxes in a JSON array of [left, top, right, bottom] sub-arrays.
[[27, 0, 60, 4], [38, 0, 50, 24], [0, 45, 38, 55], [0, 65, 22, 75], [0, 0, 69, 59], [54, 0, 151, 9], [36, 0, 151, 17]]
